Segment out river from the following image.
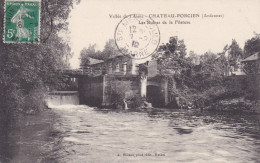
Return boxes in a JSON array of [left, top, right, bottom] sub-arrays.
[[0, 104, 260, 163]]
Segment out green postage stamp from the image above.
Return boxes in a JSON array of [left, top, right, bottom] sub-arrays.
[[4, 0, 40, 43]]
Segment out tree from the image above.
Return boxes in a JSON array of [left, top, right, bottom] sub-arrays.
[[80, 44, 101, 66], [80, 39, 120, 67], [0, 0, 80, 113], [154, 36, 189, 74], [188, 51, 200, 65], [244, 33, 260, 58], [228, 39, 243, 69], [152, 36, 195, 107], [102, 39, 121, 60], [199, 51, 226, 84]]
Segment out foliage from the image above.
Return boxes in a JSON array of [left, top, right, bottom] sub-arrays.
[[156, 36, 244, 108], [228, 39, 243, 69], [153, 36, 189, 72], [187, 51, 200, 64], [244, 33, 260, 58], [110, 80, 143, 109], [80, 39, 120, 67], [0, 0, 80, 113], [110, 80, 131, 108], [102, 39, 121, 60], [80, 44, 102, 66]]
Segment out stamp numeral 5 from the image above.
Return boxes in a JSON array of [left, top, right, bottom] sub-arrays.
[[7, 29, 14, 38]]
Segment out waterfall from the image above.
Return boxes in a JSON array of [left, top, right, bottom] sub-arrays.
[[47, 91, 79, 107]]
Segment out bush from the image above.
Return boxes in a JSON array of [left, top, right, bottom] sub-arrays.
[[23, 87, 48, 114], [110, 80, 131, 108], [128, 96, 146, 108], [110, 80, 144, 109]]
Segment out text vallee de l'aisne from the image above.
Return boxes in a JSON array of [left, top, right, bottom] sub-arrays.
[[110, 13, 223, 19]]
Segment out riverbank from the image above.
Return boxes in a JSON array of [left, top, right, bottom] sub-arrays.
[[204, 98, 260, 113], [175, 74, 260, 114]]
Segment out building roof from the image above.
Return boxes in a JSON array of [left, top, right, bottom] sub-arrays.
[[87, 57, 104, 65], [241, 52, 260, 62]]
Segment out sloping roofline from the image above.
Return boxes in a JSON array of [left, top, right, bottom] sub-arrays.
[[241, 52, 259, 62]]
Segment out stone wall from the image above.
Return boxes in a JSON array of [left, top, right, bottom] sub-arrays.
[[78, 74, 171, 107], [78, 76, 104, 106], [47, 91, 79, 106]]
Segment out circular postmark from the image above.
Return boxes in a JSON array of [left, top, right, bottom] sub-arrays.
[[114, 14, 160, 59]]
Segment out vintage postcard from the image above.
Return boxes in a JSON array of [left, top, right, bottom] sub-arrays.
[[0, 0, 260, 163]]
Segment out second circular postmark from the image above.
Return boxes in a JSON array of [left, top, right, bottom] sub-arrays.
[[114, 14, 160, 60]]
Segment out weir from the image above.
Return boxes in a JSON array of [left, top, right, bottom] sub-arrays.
[[60, 55, 177, 107], [47, 91, 79, 106]]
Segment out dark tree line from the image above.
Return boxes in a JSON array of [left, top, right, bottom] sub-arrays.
[[244, 33, 260, 59], [154, 34, 259, 108], [0, 0, 80, 114]]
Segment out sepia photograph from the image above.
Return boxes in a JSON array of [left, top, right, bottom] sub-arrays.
[[0, 0, 260, 162]]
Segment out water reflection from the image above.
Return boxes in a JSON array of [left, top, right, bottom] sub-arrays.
[[0, 111, 61, 163], [0, 115, 17, 162], [0, 106, 260, 163]]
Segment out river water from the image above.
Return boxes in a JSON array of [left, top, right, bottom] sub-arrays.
[[0, 104, 260, 163]]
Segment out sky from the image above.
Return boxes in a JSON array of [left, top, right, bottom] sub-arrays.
[[68, 0, 260, 68]]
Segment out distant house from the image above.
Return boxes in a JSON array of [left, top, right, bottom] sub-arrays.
[[80, 57, 104, 67], [80, 57, 104, 74], [241, 52, 260, 74]]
